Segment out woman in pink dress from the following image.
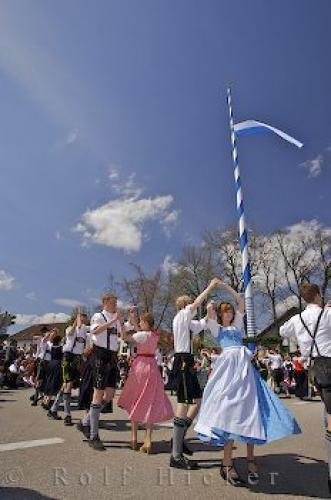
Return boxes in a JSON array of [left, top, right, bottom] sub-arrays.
[[118, 312, 174, 454]]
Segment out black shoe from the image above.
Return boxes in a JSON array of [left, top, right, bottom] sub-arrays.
[[220, 463, 246, 487], [170, 438, 193, 456], [77, 421, 90, 438], [64, 415, 73, 426], [328, 478, 331, 494], [31, 400, 37, 406], [88, 436, 106, 451], [29, 394, 35, 401], [170, 455, 198, 470], [47, 410, 62, 420]]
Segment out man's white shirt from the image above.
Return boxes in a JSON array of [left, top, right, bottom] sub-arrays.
[[280, 304, 331, 359], [90, 310, 121, 350], [63, 325, 90, 355], [173, 305, 207, 353]]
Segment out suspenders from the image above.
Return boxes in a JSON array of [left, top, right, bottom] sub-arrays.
[[299, 309, 324, 362], [101, 312, 117, 350], [65, 326, 86, 354]]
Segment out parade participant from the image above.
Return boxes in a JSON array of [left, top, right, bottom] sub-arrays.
[[80, 292, 123, 451], [292, 351, 308, 399], [48, 312, 89, 425], [31, 327, 51, 406], [125, 305, 140, 333], [280, 283, 331, 492], [282, 354, 294, 396], [118, 312, 173, 453], [267, 349, 284, 394], [195, 280, 301, 486], [42, 329, 63, 410], [254, 350, 269, 382], [169, 277, 220, 470]]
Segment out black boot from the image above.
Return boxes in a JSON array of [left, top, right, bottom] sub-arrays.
[[170, 455, 198, 470], [87, 436, 106, 451]]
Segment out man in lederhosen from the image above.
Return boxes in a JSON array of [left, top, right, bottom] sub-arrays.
[[280, 283, 331, 492], [31, 326, 51, 406], [48, 311, 89, 425], [79, 292, 123, 450], [170, 278, 220, 470]]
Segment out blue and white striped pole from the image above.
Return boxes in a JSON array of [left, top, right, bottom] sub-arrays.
[[226, 87, 257, 337]]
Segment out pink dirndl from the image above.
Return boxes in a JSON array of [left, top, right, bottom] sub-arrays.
[[118, 331, 174, 424]]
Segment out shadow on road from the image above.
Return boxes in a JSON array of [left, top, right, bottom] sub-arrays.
[[99, 419, 131, 431], [0, 487, 55, 500], [222, 453, 329, 498]]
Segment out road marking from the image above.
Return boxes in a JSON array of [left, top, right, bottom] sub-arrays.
[[0, 438, 64, 452]]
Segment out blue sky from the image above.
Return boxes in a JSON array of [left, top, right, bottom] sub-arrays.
[[0, 0, 330, 329]]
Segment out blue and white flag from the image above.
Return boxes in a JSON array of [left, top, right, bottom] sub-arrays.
[[234, 120, 303, 148]]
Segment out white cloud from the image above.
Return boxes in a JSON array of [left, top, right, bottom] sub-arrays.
[[53, 298, 82, 309], [75, 195, 177, 252], [15, 312, 70, 326], [108, 167, 143, 199], [55, 230, 62, 240], [161, 255, 180, 276], [108, 166, 120, 181], [25, 292, 37, 301], [161, 210, 180, 237], [0, 270, 15, 290], [300, 154, 323, 178], [66, 128, 79, 145]]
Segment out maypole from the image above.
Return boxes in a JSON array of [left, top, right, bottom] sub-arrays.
[[226, 87, 257, 337], [225, 86, 303, 337]]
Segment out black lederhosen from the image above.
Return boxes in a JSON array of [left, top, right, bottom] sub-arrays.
[[33, 358, 40, 378], [43, 346, 63, 396], [272, 368, 284, 387], [37, 359, 49, 392], [172, 352, 202, 404], [62, 352, 81, 384], [311, 357, 331, 414], [92, 346, 118, 390], [315, 384, 331, 414]]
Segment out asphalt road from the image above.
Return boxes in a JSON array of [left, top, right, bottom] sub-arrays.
[[0, 387, 329, 500]]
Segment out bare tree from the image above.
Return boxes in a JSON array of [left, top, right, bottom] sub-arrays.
[[254, 235, 286, 329], [120, 263, 173, 329], [314, 228, 331, 301], [0, 310, 16, 336], [169, 245, 215, 319], [276, 228, 320, 310]]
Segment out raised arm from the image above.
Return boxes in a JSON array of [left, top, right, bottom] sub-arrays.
[[92, 313, 120, 336], [279, 318, 296, 340], [205, 301, 220, 337], [218, 280, 245, 315], [67, 317, 78, 337], [191, 278, 221, 314]]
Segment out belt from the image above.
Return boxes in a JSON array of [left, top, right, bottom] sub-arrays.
[[94, 345, 117, 354], [137, 354, 154, 358]]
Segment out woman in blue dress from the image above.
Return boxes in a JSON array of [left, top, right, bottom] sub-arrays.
[[194, 280, 301, 486]]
